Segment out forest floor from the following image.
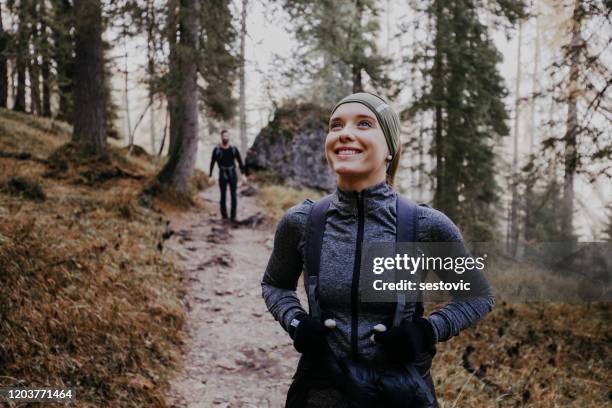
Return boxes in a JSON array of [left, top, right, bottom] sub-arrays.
[[165, 182, 299, 407]]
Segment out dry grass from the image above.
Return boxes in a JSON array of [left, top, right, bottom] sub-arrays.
[[0, 108, 186, 407], [431, 301, 610, 407], [257, 183, 325, 221]]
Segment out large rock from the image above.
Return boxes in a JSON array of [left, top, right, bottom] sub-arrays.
[[246, 103, 336, 191]]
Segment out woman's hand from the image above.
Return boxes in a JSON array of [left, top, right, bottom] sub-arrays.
[[289, 314, 330, 355], [373, 318, 436, 363]]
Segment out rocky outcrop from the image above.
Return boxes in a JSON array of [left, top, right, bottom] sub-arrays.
[[246, 103, 336, 191]]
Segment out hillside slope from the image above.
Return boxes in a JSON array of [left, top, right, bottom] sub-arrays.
[[0, 109, 185, 407]]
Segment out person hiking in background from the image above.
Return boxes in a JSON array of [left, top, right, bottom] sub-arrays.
[[261, 92, 495, 407], [209, 129, 247, 222]]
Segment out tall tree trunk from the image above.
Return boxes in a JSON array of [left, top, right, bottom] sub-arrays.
[[53, 0, 74, 122], [0, 5, 7, 108], [351, 0, 364, 93], [352, 65, 363, 93], [123, 37, 133, 148], [40, 0, 51, 116], [157, 0, 200, 195], [432, 0, 445, 212], [14, 0, 28, 112], [29, 58, 42, 115], [561, 0, 582, 241], [28, 0, 42, 115], [146, 0, 157, 154], [524, 8, 541, 244], [238, 0, 248, 157], [508, 19, 523, 256], [165, 0, 179, 158], [71, 0, 106, 154]]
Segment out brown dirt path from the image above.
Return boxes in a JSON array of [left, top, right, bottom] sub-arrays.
[[165, 183, 300, 408]]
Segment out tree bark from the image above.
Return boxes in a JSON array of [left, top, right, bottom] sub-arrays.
[[28, 58, 42, 115], [123, 37, 133, 148], [71, 0, 106, 154], [0, 4, 7, 108], [52, 0, 75, 122], [238, 0, 248, 156], [432, 0, 445, 212], [508, 19, 523, 257], [28, 0, 42, 115], [351, 0, 364, 93], [561, 0, 582, 241], [146, 0, 157, 153], [157, 0, 200, 195], [40, 0, 51, 116], [524, 8, 541, 244], [14, 0, 28, 112], [165, 0, 178, 157]]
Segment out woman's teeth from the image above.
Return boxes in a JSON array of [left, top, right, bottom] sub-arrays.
[[338, 150, 360, 155]]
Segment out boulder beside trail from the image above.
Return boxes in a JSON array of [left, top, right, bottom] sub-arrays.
[[246, 102, 336, 192]]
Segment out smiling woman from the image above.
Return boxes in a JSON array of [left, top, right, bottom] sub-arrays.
[[325, 94, 402, 192], [261, 92, 495, 408]]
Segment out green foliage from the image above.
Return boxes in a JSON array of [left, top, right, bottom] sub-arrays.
[[410, 0, 525, 241], [198, 0, 239, 120], [281, 0, 393, 106]]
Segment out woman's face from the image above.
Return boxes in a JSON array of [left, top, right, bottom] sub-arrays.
[[325, 103, 390, 189]]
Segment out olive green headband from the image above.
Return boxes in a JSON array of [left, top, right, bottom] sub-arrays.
[[330, 92, 401, 175]]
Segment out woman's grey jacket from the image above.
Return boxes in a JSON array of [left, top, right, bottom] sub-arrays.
[[261, 181, 495, 366]]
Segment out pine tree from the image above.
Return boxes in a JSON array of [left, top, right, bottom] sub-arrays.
[[71, 0, 106, 154], [27, 0, 41, 115], [50, 0, 75, 122], [40, 0, 52, 117], [508, 17, 525, 256], [13, 0, 28, 112], [156, 0, 201, 194], [410, 0, 525, 241], [528, 0, 611, 243], [0, 3, 8, 108], [198, 0, 238, 120], [238, 0, 249, 156], [281, 0, 392, 106]]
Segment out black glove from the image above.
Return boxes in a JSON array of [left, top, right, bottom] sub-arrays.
[[373, 318, 436, 363], [289, 313, 330, 355]]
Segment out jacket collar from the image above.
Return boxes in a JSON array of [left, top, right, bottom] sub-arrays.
[[331, 181, 396, 214]]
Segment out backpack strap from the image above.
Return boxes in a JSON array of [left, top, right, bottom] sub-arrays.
[[305, 195, 333, 321], [214, 145, 222, 161], [396, 196, 435, 406], [393, 196, 419, 328]]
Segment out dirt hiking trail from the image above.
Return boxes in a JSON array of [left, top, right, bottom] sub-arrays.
[[165, 183, 300, 408]]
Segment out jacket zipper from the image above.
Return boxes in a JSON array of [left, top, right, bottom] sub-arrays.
[[350, 191, 365, 359]]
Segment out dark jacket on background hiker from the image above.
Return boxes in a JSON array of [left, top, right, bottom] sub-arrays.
[[209, 144, 245, 220], [261, 181, 495, 406], [209, 144, 245, 178]]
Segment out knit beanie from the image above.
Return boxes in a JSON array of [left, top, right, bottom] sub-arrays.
[[330, 92, 401, 176]]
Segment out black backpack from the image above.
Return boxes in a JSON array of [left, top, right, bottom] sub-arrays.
[[214, 145, 237, 162]]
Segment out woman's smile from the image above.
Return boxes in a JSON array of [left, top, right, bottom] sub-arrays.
[[334, 146, 364, 158]]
